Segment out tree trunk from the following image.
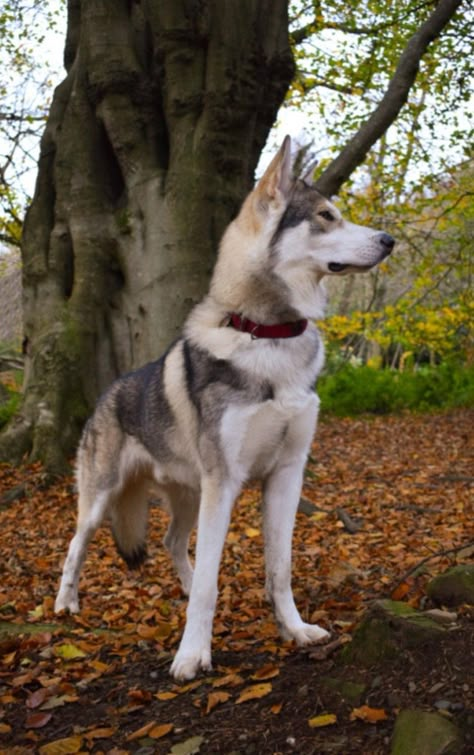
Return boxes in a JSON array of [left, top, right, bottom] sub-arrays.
[[0, 0, 294, 471]]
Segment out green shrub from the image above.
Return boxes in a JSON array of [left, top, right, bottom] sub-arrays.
[[0, 388, 21, 429], [317, 363, 474, 416]]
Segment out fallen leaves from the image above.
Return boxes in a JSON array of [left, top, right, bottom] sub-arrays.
[[350, 705, 389, 724], [125, 720, 174, 741], [25, 711, 53, 729], [38, 735, 83, 755], [0, 410, 472, 752], [251, 664, 280, 680], [236, 682, 272, 704], [54, 643, 87, 660], [308, 713, 338, 728], [205, 690, 231, 714]]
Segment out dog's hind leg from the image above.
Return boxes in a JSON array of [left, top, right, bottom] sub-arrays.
[[163, 485, 198, 596], [55, 486, 112, 614]]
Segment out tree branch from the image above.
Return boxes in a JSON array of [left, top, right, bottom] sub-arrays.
[[290, 1, 436, 44], [314, 0, 464, 197]]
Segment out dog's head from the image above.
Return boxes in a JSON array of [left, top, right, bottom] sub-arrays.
[[243, 136, 394, 277], [212, 137, 394, 320]]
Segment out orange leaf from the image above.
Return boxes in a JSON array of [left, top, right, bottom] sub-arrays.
[[271, 703, 283, 714], [206, 691, 231, 714], [84, 727, 117, 741], [236, 683, 272, 704], [391, 582, 410, 601], [244, 527, 260, 538], [350, 705, 388, 723], [155, 691, 178, 701], [126, 721, 157, 741], [0, 722, 12, 734], [103, 605, 130, 623], [251, 664, 280, 681], [175, 679, 204, 694], [212, 673, 244, 688], [88, 660, 110, 674], [128, 689, 153, 703], [149, 723, 174, 739]]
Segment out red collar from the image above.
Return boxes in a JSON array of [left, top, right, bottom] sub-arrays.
[[229, 313, 308, 339]]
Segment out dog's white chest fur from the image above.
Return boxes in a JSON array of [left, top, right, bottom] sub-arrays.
[[220, 390, 319, 480]]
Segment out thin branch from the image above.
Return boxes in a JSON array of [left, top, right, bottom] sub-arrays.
[[314, 0, 464, 197], [291, 0, 436, 44], [295, 72, 355, 96], [389, 540, 474, 596]]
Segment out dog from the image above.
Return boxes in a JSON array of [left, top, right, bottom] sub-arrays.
[[55, 136, 394, 680]]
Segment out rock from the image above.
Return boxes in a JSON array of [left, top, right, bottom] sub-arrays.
[[341, 600, 446, 666], [427, 565, 474, 607], [424, 608, 458, 625], [434, 699, 453, 711], [391, 709, 462, 755]]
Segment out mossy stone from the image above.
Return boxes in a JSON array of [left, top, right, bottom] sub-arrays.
[[427, 565, 474, 607], [391, 709, 462, 755], [341, 600, 445, 666]]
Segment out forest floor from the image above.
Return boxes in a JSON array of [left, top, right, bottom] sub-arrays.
[[0, 409, 473, 754]]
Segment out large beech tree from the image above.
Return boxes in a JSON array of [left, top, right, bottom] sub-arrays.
[[0, 0, 463, 470]]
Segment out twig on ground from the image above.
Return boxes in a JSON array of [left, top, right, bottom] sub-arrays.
[[388, 540, 474, 596], [335, 507, 363, 534]]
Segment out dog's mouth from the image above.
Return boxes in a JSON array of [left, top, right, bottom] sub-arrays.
[[328, 261, 375, 274]]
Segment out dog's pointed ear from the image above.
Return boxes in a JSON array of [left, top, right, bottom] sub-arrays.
[[256, 136, 292, 205]]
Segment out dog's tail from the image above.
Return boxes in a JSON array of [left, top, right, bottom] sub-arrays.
[[110, 480, 149, 569]]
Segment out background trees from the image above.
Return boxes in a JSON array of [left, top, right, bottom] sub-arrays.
[[0, 0, 472, 470]]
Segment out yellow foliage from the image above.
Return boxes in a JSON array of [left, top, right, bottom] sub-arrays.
[[320, 299, 473, 364]]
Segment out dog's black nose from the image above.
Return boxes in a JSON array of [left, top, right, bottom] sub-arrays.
[[379, 233, 395, 256]]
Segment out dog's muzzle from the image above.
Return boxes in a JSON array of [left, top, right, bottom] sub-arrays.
[[328, 233, 395, 274]]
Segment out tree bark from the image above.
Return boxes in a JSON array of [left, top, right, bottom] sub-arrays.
[[0, 0, 294, 471], [315, 0, 464, 197]]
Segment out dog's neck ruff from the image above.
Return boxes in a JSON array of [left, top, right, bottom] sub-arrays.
[[229, 313, 308, 340]]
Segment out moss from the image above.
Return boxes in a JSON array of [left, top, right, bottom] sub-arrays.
[[341, 600, 445, 666], [391, 710, 462, 755], [427, 565, 474, 607], [0, 389, 21, 429], [320, 676, 367, 705], [115, 208, 132, 235]]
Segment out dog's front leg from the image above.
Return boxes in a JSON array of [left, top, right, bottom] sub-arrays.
[[263, 457, 330, 647], [170, 476, 237, 681]]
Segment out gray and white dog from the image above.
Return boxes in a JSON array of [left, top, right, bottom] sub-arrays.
[[55, 137, 394, 680]]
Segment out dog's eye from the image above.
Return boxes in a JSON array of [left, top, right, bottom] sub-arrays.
[[318, 210, 334, 222]]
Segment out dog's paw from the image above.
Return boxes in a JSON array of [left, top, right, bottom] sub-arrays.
[[54, 591, 80, 614], [170, 648, 212, 681], [288, 623, 330, 647]]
